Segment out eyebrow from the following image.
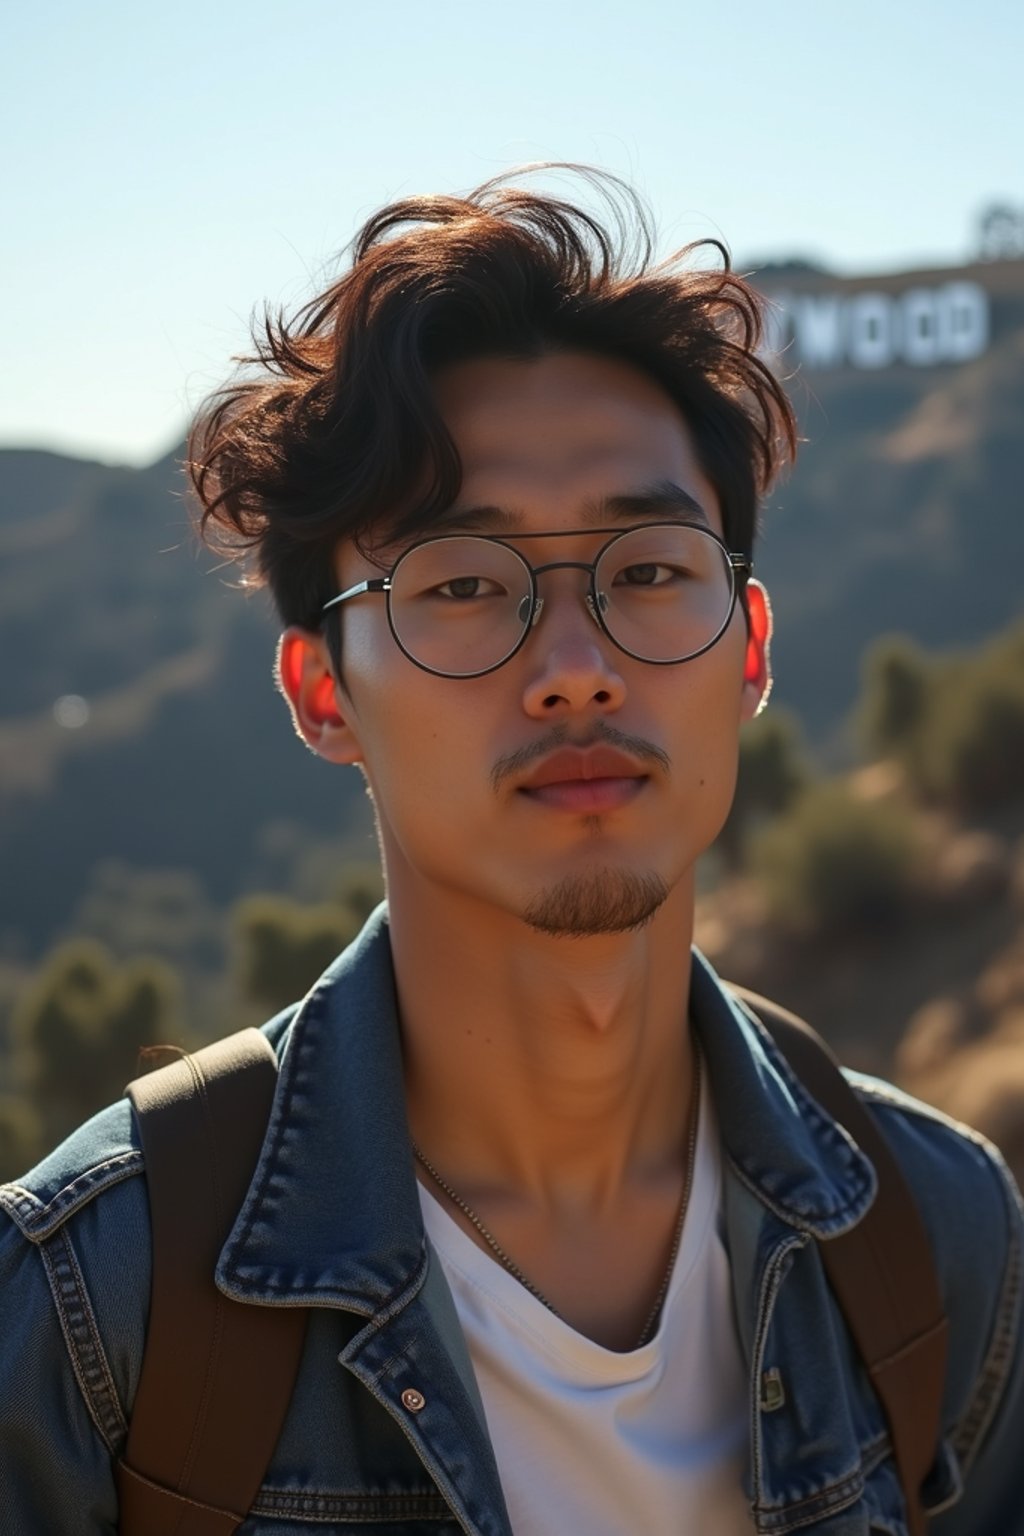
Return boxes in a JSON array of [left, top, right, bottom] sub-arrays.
[[433, 481, 712, 534]]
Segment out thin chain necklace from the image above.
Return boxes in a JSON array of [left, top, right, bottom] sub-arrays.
[[413, 1049, 702, 1352]]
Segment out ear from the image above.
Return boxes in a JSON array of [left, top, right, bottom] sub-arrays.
[[740, 580, 773, 720], [276, 628, 363, 764]]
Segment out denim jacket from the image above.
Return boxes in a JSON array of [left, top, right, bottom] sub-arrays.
[[2, 906, 1023, 1535]]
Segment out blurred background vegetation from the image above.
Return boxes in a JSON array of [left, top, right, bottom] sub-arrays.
[[2, 251, 1024, 1185]]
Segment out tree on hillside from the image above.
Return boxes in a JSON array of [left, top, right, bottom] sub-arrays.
[[922, 658, 1024, 812], [717, 710, 809, 868], [856, 621, 1024, 816], [231, 894, 369, 1017], [7, 940, 179, 1169], [330, 862, 386, 927], [0, 1095, 43, 1185], [978, 203, 1024, 261], [858, 635, 931, 763]]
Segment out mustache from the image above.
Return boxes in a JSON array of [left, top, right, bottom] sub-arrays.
[[490, 722, 671, 793]]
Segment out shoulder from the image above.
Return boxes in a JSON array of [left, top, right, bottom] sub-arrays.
[[0, 1007, 301, 1417], [849, 1071, 1024, 1466], [1, 1006, 300, 1245], [1, 1096, 144, 1243], [849, 1070, 1022, 1272], [3, 1006, 299, 1234], [0, 1096, 152, 1433]]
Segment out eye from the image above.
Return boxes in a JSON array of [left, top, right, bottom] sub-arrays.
[[432, 574, 506, 600], [613, 562, 686, 588]]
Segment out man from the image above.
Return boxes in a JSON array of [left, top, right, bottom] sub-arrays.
[[2, 171, 1022, 1534]]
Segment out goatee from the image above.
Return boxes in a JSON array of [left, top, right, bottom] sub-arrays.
[[522, 868, 669, 938]]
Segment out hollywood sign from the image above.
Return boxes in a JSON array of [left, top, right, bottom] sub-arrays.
[[764, 280, 990, 370]]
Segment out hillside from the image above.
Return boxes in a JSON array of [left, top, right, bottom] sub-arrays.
[[697, 793, 1024, 1187], [754, 256, 1024, 753], [0, 451, 372, 954], [1, 254, 1022, 959]]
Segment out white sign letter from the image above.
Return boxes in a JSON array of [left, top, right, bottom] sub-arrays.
[[938, 282, 989, 362], [900, 288, 942, 366], [847, 293, 893, 369], [792, 295, 844, 368]]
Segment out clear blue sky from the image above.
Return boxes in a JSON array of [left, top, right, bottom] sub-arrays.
[[2, 0, 1019, 465]]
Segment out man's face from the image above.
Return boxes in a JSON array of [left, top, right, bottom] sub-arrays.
[[282, 351, 768, 937]]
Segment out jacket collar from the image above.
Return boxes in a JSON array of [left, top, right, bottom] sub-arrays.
[[217, 906, 424, 1310], [217, 907, 876, 1310], [688, 949, 876, 1237]]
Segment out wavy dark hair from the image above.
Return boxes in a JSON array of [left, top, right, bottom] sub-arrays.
[[188, 167, 796, 632]]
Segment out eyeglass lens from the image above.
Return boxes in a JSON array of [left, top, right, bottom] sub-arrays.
[[387, 525, 736, 677]]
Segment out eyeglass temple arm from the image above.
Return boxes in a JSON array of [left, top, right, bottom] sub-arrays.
[[322, 577, 390, 614]]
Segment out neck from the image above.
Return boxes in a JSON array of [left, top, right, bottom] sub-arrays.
[[391, 876, 697, 1211]]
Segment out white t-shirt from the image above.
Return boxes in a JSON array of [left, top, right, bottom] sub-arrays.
[[418, 1071, 755, 1535]]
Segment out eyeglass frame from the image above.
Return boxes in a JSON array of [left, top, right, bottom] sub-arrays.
[[320, 521, 753, 680]]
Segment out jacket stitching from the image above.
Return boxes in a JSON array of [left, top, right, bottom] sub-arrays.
[[749, 1233, 814, 1513], [251, 1487, 451, 1519], [950, 1152, 1024, 1472], [225, 989, 318, 1268], [754, 1442, 896, 1533], [852, 1078, 988, 1133], [726, 1157, 844, 1239], [221, 978, 426, 1308], [39, 1229, 127, 1454], [0, 1151, 143, 1241], [749, 1240, 897, 1531], [757, 1463, 866, 1520], [754, 1475, 867, 1535], [730, 1005, 877, 1223]]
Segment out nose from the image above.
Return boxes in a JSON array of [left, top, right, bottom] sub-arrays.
[[519, 571, 627, 720]]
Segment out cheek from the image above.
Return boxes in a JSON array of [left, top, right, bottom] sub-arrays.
[[346, 665, 489, 826], [681, 619, 747, 732], [673, 636, 746, 799]]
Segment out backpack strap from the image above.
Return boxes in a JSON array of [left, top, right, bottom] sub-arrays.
[[117, 1028, 307, 1536], [732, 986, 949, 1536]]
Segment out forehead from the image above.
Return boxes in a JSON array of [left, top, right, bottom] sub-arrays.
[[429, 351, 721, 533]]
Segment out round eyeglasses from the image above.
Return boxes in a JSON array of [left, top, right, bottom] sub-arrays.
[[321, 522, 752, 680]]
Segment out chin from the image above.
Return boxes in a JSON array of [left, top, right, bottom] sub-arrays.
[[520, 867, 671, 939]]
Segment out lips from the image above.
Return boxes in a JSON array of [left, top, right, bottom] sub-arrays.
[[518, 745, 649, 793]]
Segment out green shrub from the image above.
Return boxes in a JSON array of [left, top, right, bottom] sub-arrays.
[[0, 1095, 43, 1183], [855, 621, 1024, 815], [717, 709, 810, 868], [9, 939, 179, 1154], [751, 781, 921, 934], [231, 894, 366, 1016], [857, 635, 932, 762], [917, 655, 1024, 812], [331, 862, 386, 927]]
